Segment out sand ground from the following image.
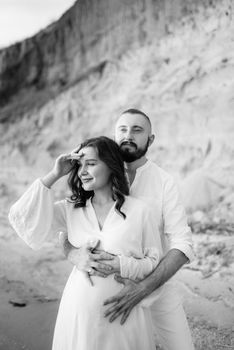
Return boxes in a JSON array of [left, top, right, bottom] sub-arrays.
[[0, 214, 234, 350]]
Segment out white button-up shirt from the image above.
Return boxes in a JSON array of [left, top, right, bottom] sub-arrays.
[[129, 160, 194, 262]]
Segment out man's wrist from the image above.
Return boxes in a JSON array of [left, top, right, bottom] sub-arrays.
[[138, 280, 151, 299], [114, 256, 120, 273]]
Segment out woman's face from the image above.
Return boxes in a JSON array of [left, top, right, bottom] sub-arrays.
[[77, 146, 111, 192]]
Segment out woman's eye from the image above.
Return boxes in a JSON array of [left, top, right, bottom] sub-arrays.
[[87, 162, 96, 166]]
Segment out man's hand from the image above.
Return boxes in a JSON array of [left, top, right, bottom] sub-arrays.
[[103, 249, 189, 323], [103, 274, 146, 324]]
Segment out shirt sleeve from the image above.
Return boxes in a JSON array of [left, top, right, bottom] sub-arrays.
[[119, 205, 162, 281], [163, 174, 195, 262], [8, 178, 67, 250]]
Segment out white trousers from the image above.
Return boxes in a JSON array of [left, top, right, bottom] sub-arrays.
[[149, 281, 194, 350]]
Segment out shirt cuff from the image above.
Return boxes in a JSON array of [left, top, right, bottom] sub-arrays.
[[119, 255, 131, 279], [170, 243, 195, 263]]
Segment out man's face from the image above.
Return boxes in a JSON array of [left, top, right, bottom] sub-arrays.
[[115, 113, 153, 163]]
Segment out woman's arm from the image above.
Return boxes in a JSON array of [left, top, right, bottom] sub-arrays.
[[8, 179, 66, 249], [8, 152, 77, 249], [59, 233, 117, 279]]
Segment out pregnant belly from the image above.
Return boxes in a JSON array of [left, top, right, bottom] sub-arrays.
[[62, 267, 123, 316]]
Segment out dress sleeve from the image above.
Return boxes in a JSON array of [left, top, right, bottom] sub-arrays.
[[119, 206, 162, 281], [8, 179, 67, 250], [163, 174, 195, 262]]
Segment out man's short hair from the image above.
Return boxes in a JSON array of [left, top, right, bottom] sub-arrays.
[[121, 108, 152, 129]]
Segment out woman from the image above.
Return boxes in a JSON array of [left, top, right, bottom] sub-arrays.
[[9, 136, 162, 350]]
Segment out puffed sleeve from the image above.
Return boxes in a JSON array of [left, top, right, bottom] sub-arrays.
[[163, 174, 195, 262], [119, 206, 162, 281], [8, 179, 67, 250]]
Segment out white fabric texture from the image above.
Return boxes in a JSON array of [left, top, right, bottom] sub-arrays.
[[129, 160, 195, 350], [150, 280, 195, 350], [8, 179, 66, 250], [8, 178, 162, 350], [129, 160, 195, 262], [119, 210, 160, 280]]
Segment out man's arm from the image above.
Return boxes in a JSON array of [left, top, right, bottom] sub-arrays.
[[103, 248, 188, 324], [103, 174, 193, 323]]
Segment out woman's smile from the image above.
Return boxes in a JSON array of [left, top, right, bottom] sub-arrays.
[[77, 147, 112, 192], [81, 177, 93, 183]]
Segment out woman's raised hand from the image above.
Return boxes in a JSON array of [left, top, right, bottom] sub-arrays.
[[52, 147, 81, 178], [52, 153, 75, 178], [42, 148, 81, 188]]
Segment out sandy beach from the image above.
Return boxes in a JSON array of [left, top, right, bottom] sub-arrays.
[[1, 206, 234, 350]]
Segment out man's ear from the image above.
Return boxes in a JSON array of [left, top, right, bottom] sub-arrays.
[[148, 134, 155, 147]]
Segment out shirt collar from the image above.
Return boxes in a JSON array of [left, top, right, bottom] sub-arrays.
[[135, 159, 151, 174], [124, 159, 151, 174]]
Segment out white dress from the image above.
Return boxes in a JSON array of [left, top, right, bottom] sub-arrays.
[[8, 179, 163, 350]]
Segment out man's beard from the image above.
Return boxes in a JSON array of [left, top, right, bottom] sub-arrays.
[[119, 139, 150, 163]]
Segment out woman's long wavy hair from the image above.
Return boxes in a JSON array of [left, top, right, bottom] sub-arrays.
[[67, 136, 129, 219]]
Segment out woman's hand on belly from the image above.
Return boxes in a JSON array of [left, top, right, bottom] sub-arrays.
[[92, 251, 120, 275], [69, 245, 120, 284], [61, 233, 120, 284]]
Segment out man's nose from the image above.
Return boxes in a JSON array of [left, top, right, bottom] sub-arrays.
[[125, 129, 133, 140]]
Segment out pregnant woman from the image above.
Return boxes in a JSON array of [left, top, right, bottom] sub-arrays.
[[9, 136, 162, 350]]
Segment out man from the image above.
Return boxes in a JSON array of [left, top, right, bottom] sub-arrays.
[[61, 109, 195, 350]]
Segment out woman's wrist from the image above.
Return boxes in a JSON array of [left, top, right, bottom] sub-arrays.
[[41, 171, 61, 188], [114, 255, 121, 273]]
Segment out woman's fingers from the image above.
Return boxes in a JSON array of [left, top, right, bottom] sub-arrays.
[[92, 250, 115, 260], [56, 151, 80, 162], [70, 146, 81, 155], [68, 154, 81, 161], [84, 271, 94, 286], [91, 261, 113, 272], [85, 266, 108, 279], [69, 146, 83, 161], [90, 270, 108, 278], [58, 153, 72, 160]]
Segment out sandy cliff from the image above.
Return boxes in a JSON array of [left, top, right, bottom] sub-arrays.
[[0, 0, 233, 214]]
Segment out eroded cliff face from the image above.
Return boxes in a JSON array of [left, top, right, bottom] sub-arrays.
[[0, 0, 233, 216], [0, 0, 231, 119]]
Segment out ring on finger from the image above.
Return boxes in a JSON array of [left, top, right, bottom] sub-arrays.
[[88, 268, 93, 274]]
